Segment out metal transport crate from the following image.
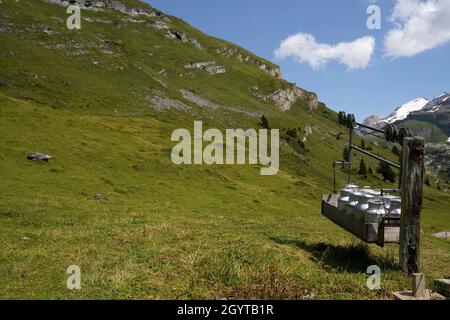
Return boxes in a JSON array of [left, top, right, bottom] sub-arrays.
[[322, 194, 400, 247]]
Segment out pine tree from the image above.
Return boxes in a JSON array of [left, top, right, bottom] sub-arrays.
[[437, 181, 441, 191], [260, 115, 270, 129], [343, 147, 349, 162], [361, 139, 366, 150], [368, 166, 373, 175], [377, 161, 396, 183], [392, 145, 401, 157], [358, 158, 368, 178]]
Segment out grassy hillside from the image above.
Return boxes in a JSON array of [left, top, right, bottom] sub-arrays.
[[0, 0, 449, 299]]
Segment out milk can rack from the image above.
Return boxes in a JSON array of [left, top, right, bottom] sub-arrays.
[[322, 111, 425, 275]]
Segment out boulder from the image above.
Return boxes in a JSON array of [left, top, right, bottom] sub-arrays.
[[27, 152, 52, 162], [434, 279, 450, 298]]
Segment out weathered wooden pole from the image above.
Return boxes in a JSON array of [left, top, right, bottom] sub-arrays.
[[399, 137, 425, 275]]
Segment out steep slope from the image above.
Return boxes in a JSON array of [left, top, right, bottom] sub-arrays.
[[0, 0, 449, 299], [0, 0, 318, 119]]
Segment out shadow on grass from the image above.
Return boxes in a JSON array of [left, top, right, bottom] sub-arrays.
[[270, 237, 400, 273], [0, 211, 20, 218]]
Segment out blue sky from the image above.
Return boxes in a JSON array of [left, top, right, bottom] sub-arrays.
[[147, 0, 450, 120]]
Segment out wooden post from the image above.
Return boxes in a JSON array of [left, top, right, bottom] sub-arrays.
[[399, 137, 425, 275], [412, 273, 426, 297]]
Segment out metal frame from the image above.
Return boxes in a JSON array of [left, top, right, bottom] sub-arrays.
[[346, 120, 402, 177], [334, 112, 425, 275]]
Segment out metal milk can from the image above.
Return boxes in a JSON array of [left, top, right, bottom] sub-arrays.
[[365, 199, 387, 223], [388, 198, 402, 216], [345, 191, 361, 216], [338, 188, 353, 212], [381, 194, 397, 209], [355, 193, 374, 221]]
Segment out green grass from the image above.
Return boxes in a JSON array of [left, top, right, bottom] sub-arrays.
[[1, 92, 449, 300], [0, 0, 449, 300]]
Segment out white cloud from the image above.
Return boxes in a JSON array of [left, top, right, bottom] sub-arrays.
[[384, 0, 450, 58], [275, 33, 375, 70]]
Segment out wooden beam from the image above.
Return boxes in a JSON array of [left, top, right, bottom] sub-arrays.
[[399, 137, 425, 275]]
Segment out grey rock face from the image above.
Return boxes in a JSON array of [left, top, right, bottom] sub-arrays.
[[184, 62, 226, 75], [258, 63, 282, 78], [216, 46, 282, 79], [149, 22, 169, 30], [43, 0, 167, 18], [264, 87, 318, 111], [166, 31, 201, 49], [422, 92, 450, 113]]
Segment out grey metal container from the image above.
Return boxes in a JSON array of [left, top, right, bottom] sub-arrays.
[[381, 195, 397, 209], [366, 189, 381, 200], [365, 199, 387, 223], [346, 183, 359, 192], [345, 191, 361, 216], [388, 198, 402, 216], [355, 194, 374, 221], [338, 188, 352, 212], [338, 183, 359, 212]]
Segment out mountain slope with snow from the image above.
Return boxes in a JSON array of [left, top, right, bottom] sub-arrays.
[[363, 93, 450, 143], [363, 97, 429, 127], [421, 93, 450, 113], [383, 97, 429, 123], [406, 92, 450, 141]]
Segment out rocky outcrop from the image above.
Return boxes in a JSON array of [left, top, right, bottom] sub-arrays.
[[216, 46, 281, 79], [166, 30, 201, 49], [258, 63, 282, 78], [262, 86, 318, 111], [301, 124, 314, 143], [185, 62, 225, 75], [149, 22, 169, 30], [43, 0, 171, 20]]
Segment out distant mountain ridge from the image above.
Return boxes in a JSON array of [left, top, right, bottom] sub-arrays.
[[363, 93, 450, 143]]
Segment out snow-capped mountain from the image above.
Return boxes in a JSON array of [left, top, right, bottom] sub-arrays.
[[363, 97, 429, 127], [361, 114, 387, 130], [362, 92, 450, 143], [421, 92, 450, 113], [383, 97, 430, 123]]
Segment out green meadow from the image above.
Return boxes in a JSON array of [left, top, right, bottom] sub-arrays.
[[0, 0, 448, 299]]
